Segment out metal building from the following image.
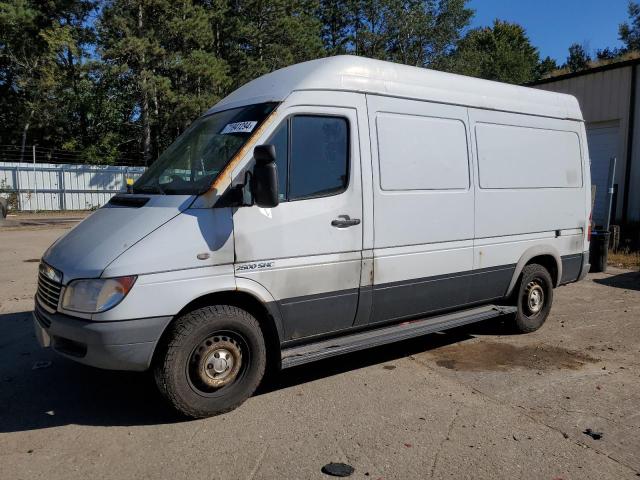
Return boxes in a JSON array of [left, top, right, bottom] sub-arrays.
[[531, 58, 640, 227]]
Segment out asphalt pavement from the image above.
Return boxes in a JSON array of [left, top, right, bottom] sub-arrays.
[[1, 222, 639, 479]]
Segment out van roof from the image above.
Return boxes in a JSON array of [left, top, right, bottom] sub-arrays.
[[208, 55, 583, 121]]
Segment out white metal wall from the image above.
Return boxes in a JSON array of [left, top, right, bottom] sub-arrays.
[[0, 162, 145, 211]]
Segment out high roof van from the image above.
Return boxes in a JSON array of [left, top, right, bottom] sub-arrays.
[[33, 56, 591, 417]]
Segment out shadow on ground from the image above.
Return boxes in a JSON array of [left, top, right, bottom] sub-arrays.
[[593, 271, 640, 291], [0, 310, 513, 433]]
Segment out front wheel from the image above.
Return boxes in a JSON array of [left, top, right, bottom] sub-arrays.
[[154, 305, 266, 418], [511, 263, 554, 333]]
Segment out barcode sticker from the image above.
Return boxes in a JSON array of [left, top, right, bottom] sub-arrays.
[[220, 121, 258, 134]]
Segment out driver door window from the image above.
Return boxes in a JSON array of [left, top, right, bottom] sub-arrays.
[[268, 115, 349, 202]]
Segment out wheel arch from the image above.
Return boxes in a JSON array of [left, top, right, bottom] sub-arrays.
[[152, 282, 284, 371], [506, 246, 562, 297]]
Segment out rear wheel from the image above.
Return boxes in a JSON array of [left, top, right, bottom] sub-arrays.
[[154, 305, 266, 418], [512, 263, 553, 333], [0, 199, 7, 218]]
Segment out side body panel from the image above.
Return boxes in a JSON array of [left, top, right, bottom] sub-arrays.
[[232, 91, 367, 341], [366, 95, 475, 324], [468, 108, 589, 295]]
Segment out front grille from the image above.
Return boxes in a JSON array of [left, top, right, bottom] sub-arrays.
[[34, 307, 51, 328], [37, 269, 62, 312]]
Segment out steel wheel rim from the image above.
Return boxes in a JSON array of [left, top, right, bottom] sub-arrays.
[[524, 280, 545, 316], [186, 330, 250, 397]]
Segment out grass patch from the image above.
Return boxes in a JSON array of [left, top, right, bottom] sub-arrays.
[[608, 249, 640, 270]]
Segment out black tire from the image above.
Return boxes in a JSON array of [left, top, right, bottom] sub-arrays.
[[0, 199, 6, 219], [511, 263, 554, 333], [154, 305, 266, 418]]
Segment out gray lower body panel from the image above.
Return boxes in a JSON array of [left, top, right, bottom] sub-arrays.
[[370, 264, 516, 324], [577, 251, 590, 281], [33, 303, 172, 371], [279, 289, 359, 340], [560, 253, 584, 284], [371, 271, 473, 324], [279, 264, 516, 341], [279, 255, 588, 344]]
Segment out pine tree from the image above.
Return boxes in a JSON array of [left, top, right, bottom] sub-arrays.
[[620, 1, 640, 51], [0, 0, 96, 155], [443, 20, 541, 84], [222, 0, 325, 88], [98, 0, 230, 163], [536, 56, 559, 79], [565, 43, 590, 73]]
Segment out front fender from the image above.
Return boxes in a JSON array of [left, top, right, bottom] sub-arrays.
[[235, 276, 286, 342], [91, 265, 236, 321]]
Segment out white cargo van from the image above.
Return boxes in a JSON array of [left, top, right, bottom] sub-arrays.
[[33, 56, 591, 417]]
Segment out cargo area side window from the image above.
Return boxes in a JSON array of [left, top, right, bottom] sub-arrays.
[[268, 115, 349, 201], [475, 123, 583, 189], [376, 112, 469, 191]]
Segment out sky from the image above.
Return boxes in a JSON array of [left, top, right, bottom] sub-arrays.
[[468, 0, 630, 63]]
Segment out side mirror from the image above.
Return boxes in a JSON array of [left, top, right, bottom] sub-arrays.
[[251, 145, 279, 208]]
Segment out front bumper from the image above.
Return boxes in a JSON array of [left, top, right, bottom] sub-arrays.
[[33, 302, 172, 371]]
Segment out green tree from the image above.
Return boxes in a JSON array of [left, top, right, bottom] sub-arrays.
[[620, 1, 640, 51], [565, 43, 590, 72], [385, 0, 474, 67], [596, 47, 624, 61], [444, 20, 540, 84], [0, 0, 96, 156], [98, 0, 230, 164], [536, 55, 558, 79], [1, 0, 565, 167], [319, 0, 473, 67], [223, 0, 325, 88], [317, 0, 355, 55]]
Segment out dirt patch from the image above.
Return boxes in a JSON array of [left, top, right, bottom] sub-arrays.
[[0, 216, 83, 230], [431, 341, 598, 372]]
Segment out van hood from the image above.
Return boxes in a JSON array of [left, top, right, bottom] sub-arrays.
[[43, 195, 194, 283]]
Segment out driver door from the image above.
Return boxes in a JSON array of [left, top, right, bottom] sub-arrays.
[[232, 94, 364, 341]]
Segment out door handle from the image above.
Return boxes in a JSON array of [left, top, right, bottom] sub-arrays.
[[331, 215, 361, 228]]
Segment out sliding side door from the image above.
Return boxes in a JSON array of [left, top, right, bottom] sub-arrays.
[[367, 95, 475, 324]]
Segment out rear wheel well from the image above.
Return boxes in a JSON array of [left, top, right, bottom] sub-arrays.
[[153, 291, 282, 372], [525, 255, 559, 287]]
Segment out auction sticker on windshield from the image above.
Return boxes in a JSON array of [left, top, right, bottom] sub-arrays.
[[220, 121, 258, 134]]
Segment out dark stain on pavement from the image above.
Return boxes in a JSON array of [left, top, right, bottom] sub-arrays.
[[431, 341, 598, 372]]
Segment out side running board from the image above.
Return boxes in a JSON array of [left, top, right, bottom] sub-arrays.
[[281, 304, 517, 369]]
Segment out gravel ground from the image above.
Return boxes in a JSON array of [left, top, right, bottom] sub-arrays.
[[0, 221, 639, 480]]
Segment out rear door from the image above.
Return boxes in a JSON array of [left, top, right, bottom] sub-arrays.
[[366, 95, 475, 324], [233, 92, 365, 341]]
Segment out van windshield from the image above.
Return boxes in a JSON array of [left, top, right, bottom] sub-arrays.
[[132, 102, 277, 195]]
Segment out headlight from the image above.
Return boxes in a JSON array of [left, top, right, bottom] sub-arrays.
[[62, 276, 137, 313]]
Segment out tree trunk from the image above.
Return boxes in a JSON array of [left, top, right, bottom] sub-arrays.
[[153, 87, 160, 160], [141, 81, 151, 166], [139, 3, 151, 166], [67, 45, 87, 146], [20, 109, 34, 162]]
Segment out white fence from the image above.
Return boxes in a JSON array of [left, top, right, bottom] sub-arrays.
[[0, 162, 146, 211]]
